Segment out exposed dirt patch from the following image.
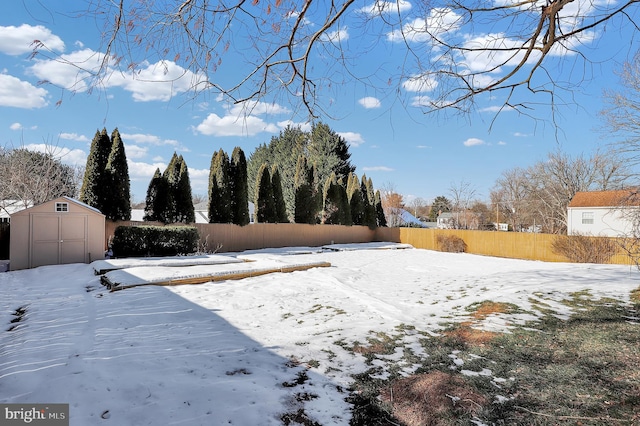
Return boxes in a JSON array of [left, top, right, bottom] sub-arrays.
[[379, 371, 488, 426]]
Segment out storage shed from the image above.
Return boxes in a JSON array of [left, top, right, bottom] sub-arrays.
[[10, 197, 105, 270]]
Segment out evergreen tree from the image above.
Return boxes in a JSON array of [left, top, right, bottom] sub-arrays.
[[322, 172, 350, 225], [308, 122, 355, 184], [347, 172, 364, 225], [144, 168, 169, 222], [430, 196, 452, 221], [162, 153, 181, 222], [271, 165, 288, 223], [80, 128, 111, 212], [294, 155, 318, 224], [255, 163, 275, 223], [104, 128, 131, 220], [230, 147, 250, 226], [375, 190, 387, 227], [248, 126, 306, 218], [208, 149, 232, 223], [175, 157, 195, 223], [361, 174, 377, 229]]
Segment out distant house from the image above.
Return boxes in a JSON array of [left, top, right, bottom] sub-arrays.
[[437, 212, 455, 229], [567, 189, 640, 237]]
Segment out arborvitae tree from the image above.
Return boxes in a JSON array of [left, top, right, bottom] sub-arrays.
[[208, 149, 232, 223], [80, 128, 111, 212], [375, 190, 387, 228], [271, 165, 288, 223], [230, 147, 250, 226], [322, 172, 350, 225], [162, 153, 181, 222], [361, 174, 377, 229], [175, 157, 195, 223], [347, 172, 364, 225], [294, 155, 318, 224], [248, 126, 306, 218], [103, 128, 131, 220], [255, 163, 276, 223], [337, 177, 352, 226], [143, 168, 166, 222]]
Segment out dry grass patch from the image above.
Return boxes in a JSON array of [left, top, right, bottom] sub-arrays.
[[631, 287, 640, 304], [379, 371, 488, 426]]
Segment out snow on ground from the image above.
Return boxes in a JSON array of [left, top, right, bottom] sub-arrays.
[[1, 244, 639, 425]]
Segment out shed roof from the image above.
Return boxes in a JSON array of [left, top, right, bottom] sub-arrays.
[[568, 189, 640, 208], [10, 196, 104, 217]]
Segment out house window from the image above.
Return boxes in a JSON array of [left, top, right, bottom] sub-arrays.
[[581, 212, 594, 225], [55, 202, 69, 212]]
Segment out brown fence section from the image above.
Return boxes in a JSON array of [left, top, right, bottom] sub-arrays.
[[106, 221, 375, 254], [105, 221, 635, 265]]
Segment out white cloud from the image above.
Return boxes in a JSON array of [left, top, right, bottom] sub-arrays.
[[228, 100, 290, 116], [124, 145, 149, 159], [10, 123, 22, 130], [59, 132, 90, 142], [409, 95, 433, 108], [127, 160, 167, 181], [338, 132, 365, 147], [321, 27, 349, 43], [196, 113, 279, 137], [277, 120, 312, 132], [121, 133, 180, 147], [513, 132, 530, 137], [106, 60, 207, 102], [362, 166, 394, 172], [358, 97, 381, 109], [402, 75, 438, 93], [463, 137, 485, 147], [0, 74, 48, 108], [498, 141, 507, 145], [23, 143, 87, 167], [0, 24, 64, 55], [29, 48, 103, 92], [357, 1, 412, 16], [387, 8, 462, 43]]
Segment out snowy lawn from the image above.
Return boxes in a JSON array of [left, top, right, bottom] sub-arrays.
[[1, 244, 639, 425]]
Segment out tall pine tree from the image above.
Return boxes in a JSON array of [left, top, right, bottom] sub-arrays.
[[208, 149, 232, 223], [294, 155, 319, 224], [347, 172, 364, 226], [361, 174, 377, 229], [103, 128, 131, 220], [255, 164, 275, 223], [322, 172, 350, 225], [230, 147, 250, 226], [143, 168, 167, 222], [80, 128, 111, 213], [271, 165, 288, 223], [175, 157, 195, 223], [375, 189, 387, 227]]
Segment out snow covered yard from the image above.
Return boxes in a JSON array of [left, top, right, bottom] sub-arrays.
[[1, 244, 639, 425]]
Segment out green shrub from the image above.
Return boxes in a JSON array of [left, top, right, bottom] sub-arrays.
[[111, 225, 199, 257], [436, 234, 467, 253]]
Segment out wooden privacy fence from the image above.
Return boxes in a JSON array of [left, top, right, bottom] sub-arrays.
[[105, 221, 636, 265], [105, 221, 376, 254]]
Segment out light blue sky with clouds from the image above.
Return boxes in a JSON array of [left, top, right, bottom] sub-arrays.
[[0, 1, 634, 204]]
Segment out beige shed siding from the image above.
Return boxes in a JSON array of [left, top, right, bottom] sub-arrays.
[[9, 197, 105, 270]]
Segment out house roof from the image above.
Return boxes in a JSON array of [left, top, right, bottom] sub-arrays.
[[568, 189, 640, 208]]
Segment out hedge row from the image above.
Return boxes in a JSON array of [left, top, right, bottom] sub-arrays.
[[111, 225, 199, 257]]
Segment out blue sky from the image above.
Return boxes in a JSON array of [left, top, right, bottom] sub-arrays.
[[0, 1, 634, 204]]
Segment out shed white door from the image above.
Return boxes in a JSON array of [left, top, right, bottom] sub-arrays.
[[30, 214, 88, 267]]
